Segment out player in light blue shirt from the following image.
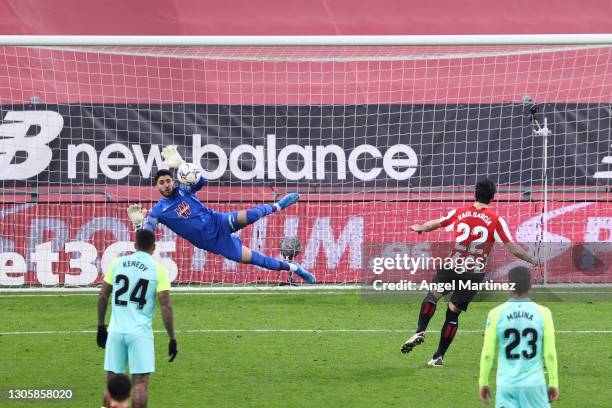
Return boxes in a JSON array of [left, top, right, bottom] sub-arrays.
[[479, 267, 559, 407], [97, 229, 177, 408], [126, 145, 315, 284]]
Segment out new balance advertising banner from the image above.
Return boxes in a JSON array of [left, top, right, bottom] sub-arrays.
[[1, 104, 611, 187], [0, 202, 610, 285], [1, 104, 611, 285]]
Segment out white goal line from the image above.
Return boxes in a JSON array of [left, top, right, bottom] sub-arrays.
[[1, 283, 611, 295], [1, 328, 610, 336], [0, 285, 360, 294]]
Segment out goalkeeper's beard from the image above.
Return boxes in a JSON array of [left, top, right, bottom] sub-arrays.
[[159, 186, 175, 197]]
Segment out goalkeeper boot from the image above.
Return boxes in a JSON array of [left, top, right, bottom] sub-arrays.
[[290, 261, 316, 284], [427, 356, 444, 367], [400, 331, 425, 354], [275, 193, 300, 211]]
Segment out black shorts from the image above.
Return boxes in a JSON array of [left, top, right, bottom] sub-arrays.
[[430, 267, 486, 311]]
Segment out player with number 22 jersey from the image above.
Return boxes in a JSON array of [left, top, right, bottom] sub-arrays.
[[400, 179, 539, 367]]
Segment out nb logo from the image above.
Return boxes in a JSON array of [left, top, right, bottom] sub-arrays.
[[0, 111, 64, 180]]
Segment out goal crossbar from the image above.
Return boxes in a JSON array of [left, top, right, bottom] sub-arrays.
[[0, 34, 612, 47]]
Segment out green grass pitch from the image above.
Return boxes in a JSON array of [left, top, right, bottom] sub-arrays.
[[0, 291, 610, 407]]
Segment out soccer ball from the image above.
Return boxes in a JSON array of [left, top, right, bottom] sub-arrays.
[[177, 163, 201, 185], [280, 237, 302, 259]]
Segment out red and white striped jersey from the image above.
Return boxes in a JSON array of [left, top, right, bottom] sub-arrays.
[[439, 205, 513, 262]]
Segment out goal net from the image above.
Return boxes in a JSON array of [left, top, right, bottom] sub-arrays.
[[0, 40, 611, 289]]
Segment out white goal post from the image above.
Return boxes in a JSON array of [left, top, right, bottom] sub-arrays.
[[0, 34, 611, 291]]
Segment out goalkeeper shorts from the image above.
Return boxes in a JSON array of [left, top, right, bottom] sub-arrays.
[[201, 212, 244, 262], [495, 384, 550, 408], [104, 332, 155, 374]]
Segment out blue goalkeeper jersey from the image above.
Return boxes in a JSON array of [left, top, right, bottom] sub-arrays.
[[143, 176, 219, 248]]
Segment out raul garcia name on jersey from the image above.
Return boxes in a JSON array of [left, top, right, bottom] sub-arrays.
[[423, 280, 515, 292], [456, 210, 493, 225]]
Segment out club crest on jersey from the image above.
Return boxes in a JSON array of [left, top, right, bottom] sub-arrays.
[[176, 201, 191, 218]]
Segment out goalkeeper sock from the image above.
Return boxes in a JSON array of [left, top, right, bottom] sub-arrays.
[[246, 204, 277, 224], [250, 250, 291, 271], [432, 306, 460, 359], [416, 300, 437, 333]]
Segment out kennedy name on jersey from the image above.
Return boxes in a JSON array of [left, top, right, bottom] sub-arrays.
[[457, 210, 492, 226], [122, 260, 149, 271]]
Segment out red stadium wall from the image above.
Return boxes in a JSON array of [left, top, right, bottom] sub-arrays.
[[1, 201, 610, 285], [0, 0, 609, 35]]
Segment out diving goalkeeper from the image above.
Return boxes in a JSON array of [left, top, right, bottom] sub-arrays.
[[127, 146, 316, 284]]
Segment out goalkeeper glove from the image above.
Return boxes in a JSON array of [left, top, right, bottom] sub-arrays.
[[97, 325, 108, 348], [168, 338, 178, 362], [127, 204, 147, 231], [161, 145, 185, 169]]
